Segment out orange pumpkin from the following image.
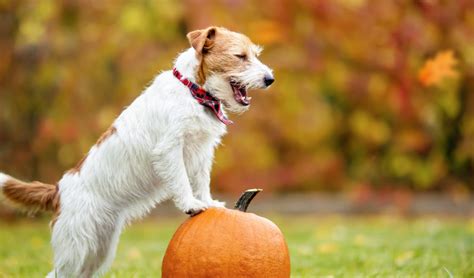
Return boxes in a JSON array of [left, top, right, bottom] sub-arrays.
[[162, 189, 290, 277]]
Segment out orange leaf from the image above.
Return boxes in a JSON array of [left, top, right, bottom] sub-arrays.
[[418, 50, 459, 87]]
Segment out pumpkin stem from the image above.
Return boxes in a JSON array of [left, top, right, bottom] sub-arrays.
[[234, 189, 262, 212]]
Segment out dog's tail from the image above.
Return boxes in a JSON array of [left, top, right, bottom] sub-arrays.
[[0, 172, 59, 212]]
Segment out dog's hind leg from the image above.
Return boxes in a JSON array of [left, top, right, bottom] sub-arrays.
[[50, 207, 121, 277], [95, 217, 125, 276], [46, 270, 57, 278]]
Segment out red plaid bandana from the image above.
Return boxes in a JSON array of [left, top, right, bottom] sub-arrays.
[[173, 68, 233, 125]]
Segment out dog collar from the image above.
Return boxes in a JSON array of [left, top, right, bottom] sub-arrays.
[[172, 68, 233, 125]]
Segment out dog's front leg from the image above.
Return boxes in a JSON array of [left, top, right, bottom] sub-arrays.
[[187, 142, 225, 208], [152, 138, 208, 216]]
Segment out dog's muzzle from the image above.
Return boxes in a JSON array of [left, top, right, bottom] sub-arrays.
[[264, 74, 275, 87]]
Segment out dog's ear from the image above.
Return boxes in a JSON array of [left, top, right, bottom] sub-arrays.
[[187, 27, 216, 54]]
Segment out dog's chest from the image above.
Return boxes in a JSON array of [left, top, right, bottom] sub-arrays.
[[185, 103, 227, 138], [184, 117, 225, 147]]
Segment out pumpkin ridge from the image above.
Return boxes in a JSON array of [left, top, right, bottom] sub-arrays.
[[204, 208, 226, 276], [187, 212, 210, 273], [228, 210, 239, 277], [171, 218, 196, 272]]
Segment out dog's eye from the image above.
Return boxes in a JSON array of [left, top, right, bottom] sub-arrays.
[[234, 54, 247, 61]]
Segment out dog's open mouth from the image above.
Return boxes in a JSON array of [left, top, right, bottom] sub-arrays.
[[230, 81, 250, 106]]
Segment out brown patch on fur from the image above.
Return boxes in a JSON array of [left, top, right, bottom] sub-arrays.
[[50, 185, 61, 228], [68, 154, 88, 174], [96, 125, 117, 146], [197, 61, 207, 86], [67, 125, 116, 174], [2, 178, 59, 212], [187, 27, 257, 85]]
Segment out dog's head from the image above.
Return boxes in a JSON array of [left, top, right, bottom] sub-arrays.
[[187, 26, 274, 114]]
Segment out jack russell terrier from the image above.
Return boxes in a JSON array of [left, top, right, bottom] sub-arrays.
[[0, 26, 274, 277]]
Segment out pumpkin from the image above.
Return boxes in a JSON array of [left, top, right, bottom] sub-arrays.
[[162, 189, 290, 277]]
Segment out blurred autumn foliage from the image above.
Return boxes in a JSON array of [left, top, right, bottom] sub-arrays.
[[0, 0, 473, 194]]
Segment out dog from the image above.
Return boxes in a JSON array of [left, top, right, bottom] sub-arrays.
[[0, 26, 274, 277]]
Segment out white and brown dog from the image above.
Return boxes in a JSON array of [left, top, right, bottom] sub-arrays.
[[0, 26, 274, 277]]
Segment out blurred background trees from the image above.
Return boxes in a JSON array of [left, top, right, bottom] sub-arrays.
[[0, 0, 473, 194]]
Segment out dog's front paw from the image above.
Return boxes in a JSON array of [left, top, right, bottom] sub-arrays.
[[181, 198, 208, 217], [207, 199, 226, 208]]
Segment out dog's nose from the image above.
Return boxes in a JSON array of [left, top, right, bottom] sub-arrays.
[[264, 75, 274, 87]]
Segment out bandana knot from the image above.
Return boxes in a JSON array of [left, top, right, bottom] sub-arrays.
[[173, 68, 233, 125]]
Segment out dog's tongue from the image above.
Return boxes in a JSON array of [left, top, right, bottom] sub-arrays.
[[232, 85, 250, 106]]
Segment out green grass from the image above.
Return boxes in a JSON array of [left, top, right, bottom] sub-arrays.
[[0, 215, 472, 277]]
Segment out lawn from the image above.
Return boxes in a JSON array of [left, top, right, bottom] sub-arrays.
[[0, 215, 472, 277]]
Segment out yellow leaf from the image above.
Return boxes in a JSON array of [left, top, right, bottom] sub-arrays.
[[297, 245, 312, 256], [30, 236, 44, 249], [418, 50, 459, 87], [317, 243, 339, 254], [127, 247, 142, 260], [353, 234, 366, 246], [395, 250, 414, 266], [468, 219, 474, 234]]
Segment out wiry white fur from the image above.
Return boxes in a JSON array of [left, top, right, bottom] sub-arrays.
[[235, 55, 273, 91], [2, 44, 272, 277], [0, 172, 9, 187]]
